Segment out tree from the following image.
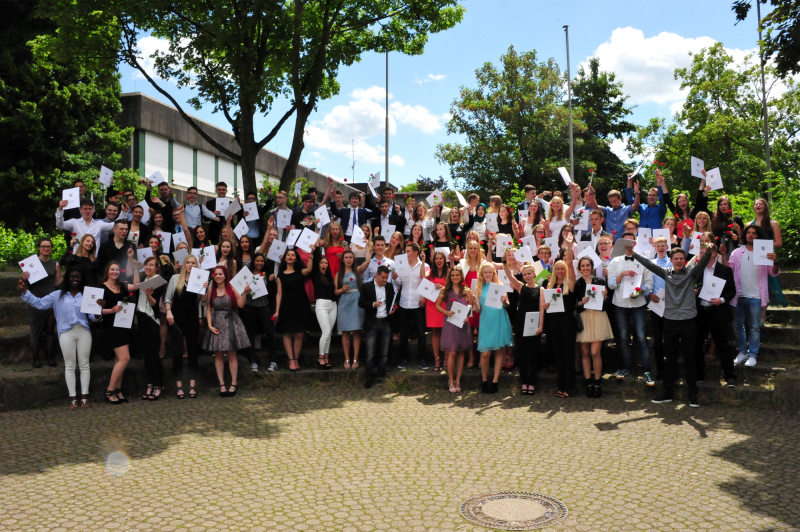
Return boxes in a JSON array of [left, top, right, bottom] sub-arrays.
[[436, 46, 580, 197], [415, 175, 448, 191], [572, 57, 637, 188], [0, 0, 132, 231], [47, 0, 465, 196], [626, 42, 800, 195], [733, 0, 800, 78]]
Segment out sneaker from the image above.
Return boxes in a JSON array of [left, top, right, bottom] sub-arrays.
[[734, 353, 748, 366], [397, 360, 409, 369], [267, 362, 278, 372], [745, 356, 757, 367], [419, 362, 430, 370], [643, 372, 655, 387], [689, 393, 700, 408], [615, 368, 631, 380], [250, 363, 259, 373], [725, 378, 737, 388], [651, 392, 673, 404]]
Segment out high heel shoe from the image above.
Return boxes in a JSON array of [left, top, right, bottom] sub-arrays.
[[114, 388, 128, 403], [142, 384, 154, 401], [489, 381, 499, 394], [227, 385, 237, 397], [317, 356, 326, 370], [148, 386, 163, 401], [481, 381, 489, 393], [324, 354, 332, 369], [289, 358, 300, 372], [69, 396, 78, 410], [80, 394, 90, 408], [176, 385, 185, 399], [104, 389, 122, 405], [219, 383, 228, 397]]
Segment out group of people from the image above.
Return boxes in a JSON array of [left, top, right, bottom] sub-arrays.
[[20, 167, 785, 408]]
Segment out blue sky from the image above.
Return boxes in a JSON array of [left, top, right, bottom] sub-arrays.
[[119, 0, 768, 188]]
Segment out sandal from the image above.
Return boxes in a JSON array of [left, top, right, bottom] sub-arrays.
[[555, 391, 567, 398], [455, 381, 461, 392], [114, 388, 128, 403], [189, 387, 197, 399], [352, 360, 359, 370], [176, 385, 185, 399], [148, 386, 163, 401], [449, 383, 457, 393], [104, 389, 122, 405], [80, 395, 90, 408], [69, 397, 78, 410], [142, 384, 154, 401], [344, 359, 351, 369]]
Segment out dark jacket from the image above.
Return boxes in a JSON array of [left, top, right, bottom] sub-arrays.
[[580, 229, 612, 242], [695, 260, 736, 323], [369, 214, 406, 238], [330, 203, 379, 234], [358, 279, 396, 333]]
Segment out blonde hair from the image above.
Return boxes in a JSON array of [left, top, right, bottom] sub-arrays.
[[385, 231, 405, 259], [624, 218, 640, 230], [75, 234, 97, 261], [474, 262, 499, 300], [695, 211, 711, 230], [551, 260, 571, 295], [548, 197, 564, 221], [464, 240, 485, 270], [653, 236, 668, 245], [488, 195, 502, 214], [176, 254, 198, 292], [321, 221, 344, 248]]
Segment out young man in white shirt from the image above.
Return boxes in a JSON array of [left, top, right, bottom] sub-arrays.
[[391, 242, 431, 370], [182, 186, 217, 231], [357, 236, 395, 283], [56, 198, 126, 257], [607, 231, 654, 384]]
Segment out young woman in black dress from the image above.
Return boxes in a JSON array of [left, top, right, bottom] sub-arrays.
[[541, 241, 577, 398], [164, 254, 209, 399], [574, 256, 613, 398], [136, 256, 168, 401], [98, 260, 142, 404], [240, 253, 279, 373], [273, 248, 314, 371], [62, 234, 101, 287], [504, 260, 545, 395]]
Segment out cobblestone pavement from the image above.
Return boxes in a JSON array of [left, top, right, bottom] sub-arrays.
[[1, 382, 799, 531]]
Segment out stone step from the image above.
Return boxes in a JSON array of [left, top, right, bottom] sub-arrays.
[[0, 356, 792, 412], [764, 307, 800, 326], [780, 272, 799, 290], [0, 272, 19, 298], [784, 290, 800, 306], [0, 298, 28, 327]]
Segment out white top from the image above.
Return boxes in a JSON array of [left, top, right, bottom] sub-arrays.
[[472, 220, 487, 241], [374, 280, 388, 318], [55, 210, 117, 257], [393, 259, 431, 309], [378, 214, 394, 237], [344, 207, 359, 236], [738, 248, 760, 299], [548, 216, 568, 239], [607, 254, 654, 308]]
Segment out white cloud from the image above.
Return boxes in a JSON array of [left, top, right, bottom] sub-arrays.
[[352, 86, 392, 101], [132, 35, 193, 85], [413, 73, 447, 85], [311, 152, 323, 159], [609, 138, 630, 162], [587, 27, 752, 107], [389, 102, 443, 134]]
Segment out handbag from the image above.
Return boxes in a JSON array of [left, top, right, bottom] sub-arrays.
[[574, 309, 584, 333]]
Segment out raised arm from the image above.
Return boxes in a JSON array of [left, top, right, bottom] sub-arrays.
[[633, 252, 666, 279], [504, 261, 524, 292]]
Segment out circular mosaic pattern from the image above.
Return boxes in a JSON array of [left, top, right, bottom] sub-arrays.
[[459, 492, 568, 530]]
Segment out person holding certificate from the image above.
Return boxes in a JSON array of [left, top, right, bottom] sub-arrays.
[[135, 257, 168, 401], [720, 225, 780, 369], [436, 266, 477, 393], [239, 254, 279, 375], [574, 257, 613, 398], [19, 268, 98, 409], [274, 249, 315, 372], [747, 197, 786, 314], [541, 242, 577, 398], [391, 242, 431, 370], [22, 238, 60, 368], [426, 251, 450, 372], [310, 247, 338, 369], [164, 254, 209, 399], [503, 260, 544, 396], [474, 263, 514, 393]]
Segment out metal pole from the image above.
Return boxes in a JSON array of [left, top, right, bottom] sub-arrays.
[[563, 25, 574, 183], [757, 1, 772, 203], [385, 50, 389, 188]]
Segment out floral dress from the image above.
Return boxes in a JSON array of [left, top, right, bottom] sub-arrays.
[[201, 293, 251, 352]]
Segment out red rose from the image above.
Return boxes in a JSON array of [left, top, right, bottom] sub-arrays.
[[20, 263, 24, 267], [517, 240, 522, 244], [429, 244, 433, 248], [489, 232, 494, 236], [121, 269, 126, 273], [605, 256, 610, 260], [340, 238, 345, 241], [456, 236, 460, 240], [653, 160, 658, 164], [660, 162, 665, 166], [635, 287, 641, 292], [480, 241, 485, 245], [271, 316, 276, 321], [129, 292, 134, 297], [71, 232, 77, 236], [450, 299, 455, 302], [592, 287, 596, 291], [611, 230, 616, 234], [393, 305, 398, 310], [726, 231, 732, 235], [556, 288, 562, 293]]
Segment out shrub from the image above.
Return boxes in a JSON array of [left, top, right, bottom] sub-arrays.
[[0, 224, 67, 265]]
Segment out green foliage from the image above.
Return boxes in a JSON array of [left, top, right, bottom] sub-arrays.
[[0, 1, 132, 232], [733, 0, 800, 78], [398, 182, 419, 193], [0, 223, 67, 264]]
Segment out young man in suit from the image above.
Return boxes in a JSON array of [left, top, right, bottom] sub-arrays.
[[580, 209, 612, 250], [693, 244, 736, 386], [205, 181, 230, 243], [370, 199, 406, 238], [359, 265, 397, 388], [331, 191, 379, 242]]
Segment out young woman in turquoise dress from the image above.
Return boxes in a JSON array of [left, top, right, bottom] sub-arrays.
[[474, 262, 514, 393]]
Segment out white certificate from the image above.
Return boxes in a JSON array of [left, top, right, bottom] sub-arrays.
[[267, 240, 287, 263], [250, 273, 269, 299], [314, 205, 330, 227], [223, 199, 241, 219], [448, 301, 470, 328], [394, 253, 411, 276], [691, 156, 704, 178], [370, 172, 381, 189], [186, 268, 209, 294], [484, 283, 505, 309], [294, 182, 302, 196], [699, 275, 726, 301], [233, 218, 249, 240], [584, 284, 605, 311], [148, 171, 166, 185], [172, 248, 189, 267], [137, 247, 153, 271], [350, 225, 367, 248], [243, 202, 260, 222], [367, 182, 380, 199], [688, 231, 703, 255], [426, 189, 444, 207], [285, 229, 301, 248], [543, 236, 560, 254], [520, 235, 538, 253], [383, 224, 396, 236], [621, 273, 643, 299], [62, 187, 80, 210], [99, 165, 114, 188], [136, 200, 151, 224], [753, 239, 774, 266], [295, 227, 319, 253], [495, 270, 513, 290], [470, 278, 478, 292], [80, 287, 105, 315], [637, 228, 652, 239], [576, 240, 592, 257], [156, 231, 171, 254], [649, 288, 666, 317], [557, 166, 572, 186], [514, 246, 534, 265], [416, 278, 441, 303], [276, 209, 292, 229], [485, 213, 499, 233], [543, 289, 565, 313], [216, 197, 231, 214], [634, 235, 654, 258], [455, 190, 469, 208], [19, 255, 47, 284], [138, 274, 167, 291], [651, 228, 670, 242], [192, 246, 216, 270], [230, 266, 254, 296], [705, 167, 723, 191], [632, 161, 645, 177], [113, 302, 136, 328], [577, 245, 603, 270], [610, 237, 635, 259], [172, 232, 188, 248], [572, 209, 589, 232], [495, 235, 513, 257], [523, 312, 540, 336]]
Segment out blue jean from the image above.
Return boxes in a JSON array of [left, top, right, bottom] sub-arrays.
[[365, 319, 392, 379], [733, 297, 761, 357], [615, 306, 650, 372]]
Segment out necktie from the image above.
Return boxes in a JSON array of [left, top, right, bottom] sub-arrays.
[[351, 208, 356, 233], [625, 256, 635, 261]]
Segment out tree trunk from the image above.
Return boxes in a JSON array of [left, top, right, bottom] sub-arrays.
[[238, 113, 257, 197], [279, 104, 313, 192]]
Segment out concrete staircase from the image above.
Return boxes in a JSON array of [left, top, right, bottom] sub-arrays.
[[0, 271, 798, 411]]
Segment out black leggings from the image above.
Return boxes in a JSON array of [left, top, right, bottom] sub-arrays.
[[171, 311, 200, 383], [138, 315, 164, 387], [516, 336, 540, 386], [548, 320, 576, 393]]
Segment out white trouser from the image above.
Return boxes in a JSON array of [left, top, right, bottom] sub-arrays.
[[315, 299, 338, 356], [59, 324, 92, 396]]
